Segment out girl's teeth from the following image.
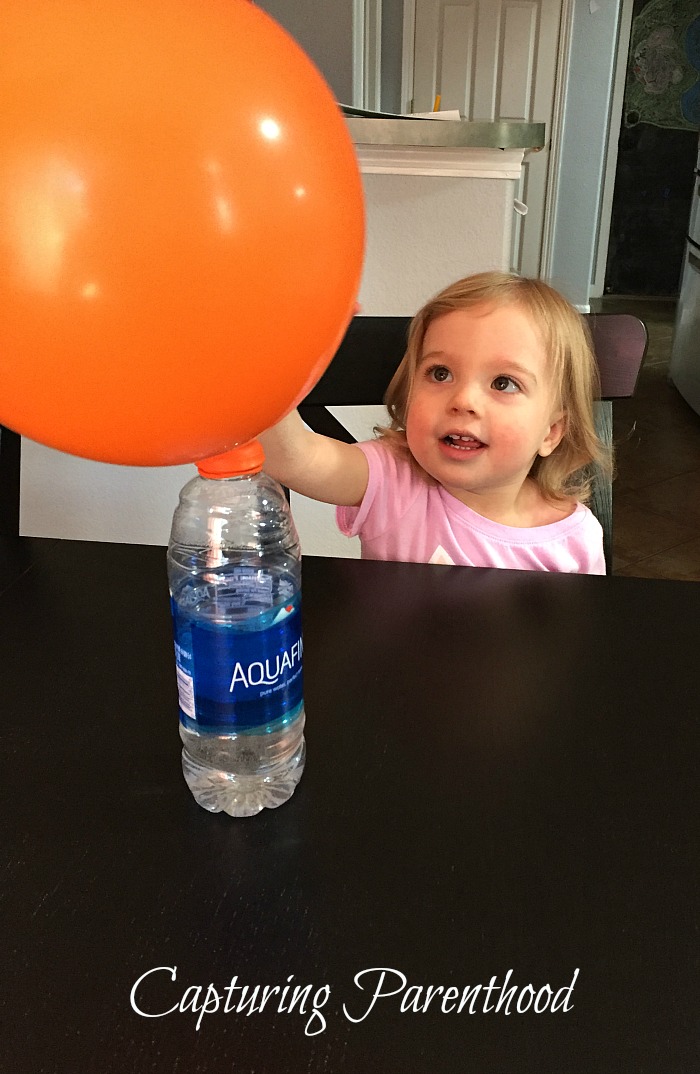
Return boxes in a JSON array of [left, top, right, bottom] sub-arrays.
[[445, 435, 482, 450]]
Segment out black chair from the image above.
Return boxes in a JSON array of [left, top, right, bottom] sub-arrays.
[[0, 315, 647, 567], [583, 313, 648, 570], [298, 314, 648, 573], [0, 425, 21, 538]]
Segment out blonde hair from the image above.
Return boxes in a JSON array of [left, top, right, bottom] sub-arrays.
[[377, 271, 609, 505]]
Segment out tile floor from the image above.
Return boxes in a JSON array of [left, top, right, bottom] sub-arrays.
[[594, 295, 700, 580]]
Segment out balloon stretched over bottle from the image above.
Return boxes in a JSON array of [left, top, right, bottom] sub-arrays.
[[0, 0, 365, 466]]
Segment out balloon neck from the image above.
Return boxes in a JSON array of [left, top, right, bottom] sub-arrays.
[[196, 440, 264, 479]]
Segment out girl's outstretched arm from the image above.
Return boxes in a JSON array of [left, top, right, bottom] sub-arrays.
[[259, 410, 369, 507]]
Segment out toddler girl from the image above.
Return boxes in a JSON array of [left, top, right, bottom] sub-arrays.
[[260, 272, 609, 575]]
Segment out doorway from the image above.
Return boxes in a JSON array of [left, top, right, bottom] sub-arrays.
[[604, 0, 700, 296]]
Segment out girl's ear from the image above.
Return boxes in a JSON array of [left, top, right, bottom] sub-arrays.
[[538, 409, 566, 458]]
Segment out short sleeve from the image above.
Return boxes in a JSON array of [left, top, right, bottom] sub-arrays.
[[336, 440, 421, 542]]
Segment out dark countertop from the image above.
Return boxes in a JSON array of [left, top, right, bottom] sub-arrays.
[[0, 538, 698, 1073]]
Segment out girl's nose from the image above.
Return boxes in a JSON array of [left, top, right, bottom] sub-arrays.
[[449, 380, 479, 413]]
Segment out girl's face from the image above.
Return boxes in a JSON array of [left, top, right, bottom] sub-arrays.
[[405, 303, 565, 507]]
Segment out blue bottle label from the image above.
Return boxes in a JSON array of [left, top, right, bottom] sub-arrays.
[[171, 596, 303, 732]]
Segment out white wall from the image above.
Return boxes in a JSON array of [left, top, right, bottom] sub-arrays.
[[254, 0, 355, 105], [20, 443, 195, 546]]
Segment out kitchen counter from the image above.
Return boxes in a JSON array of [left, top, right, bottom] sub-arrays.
[[344, 115, 545, 151]]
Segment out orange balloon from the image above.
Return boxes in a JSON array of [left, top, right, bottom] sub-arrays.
[[0, 1, 364, 465]]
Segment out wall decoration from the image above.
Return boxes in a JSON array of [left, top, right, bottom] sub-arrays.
[[625, 0, 700, 129]]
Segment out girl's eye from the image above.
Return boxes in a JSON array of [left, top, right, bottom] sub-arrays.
[[425, 364, 452, 383], [492, 375, 520, 393]]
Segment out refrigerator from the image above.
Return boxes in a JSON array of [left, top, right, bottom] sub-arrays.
[[669, 137, 700, 414]]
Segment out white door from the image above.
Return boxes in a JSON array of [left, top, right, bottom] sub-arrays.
[[409, 0, 563, 277]]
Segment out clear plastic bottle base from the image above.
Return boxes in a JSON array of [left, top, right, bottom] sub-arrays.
[[182, 739, 306, 817]]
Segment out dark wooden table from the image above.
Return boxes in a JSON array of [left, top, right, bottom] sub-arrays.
[[0, 537, 698, 1073]]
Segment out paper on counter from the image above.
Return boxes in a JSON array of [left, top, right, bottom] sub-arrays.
[[409, 109, 462, 121]]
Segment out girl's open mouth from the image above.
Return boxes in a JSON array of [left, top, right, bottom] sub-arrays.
[[441, 434, 485, 451]]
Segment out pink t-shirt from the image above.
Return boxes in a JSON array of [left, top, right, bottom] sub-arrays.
[[336, 440, 606, 575]]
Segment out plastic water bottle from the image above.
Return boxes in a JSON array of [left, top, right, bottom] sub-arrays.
[[167, 440, 305, 817]]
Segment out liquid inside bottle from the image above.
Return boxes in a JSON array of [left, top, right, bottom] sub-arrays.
[[168, 460, 305, 817]]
